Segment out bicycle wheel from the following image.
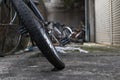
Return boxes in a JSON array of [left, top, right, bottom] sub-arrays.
[[11, 0, 65, 70], [63, 26, 73, 38], [0, 1, 22, 56]]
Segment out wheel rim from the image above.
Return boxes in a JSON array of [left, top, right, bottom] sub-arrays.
[[0, 1, 21, 55]]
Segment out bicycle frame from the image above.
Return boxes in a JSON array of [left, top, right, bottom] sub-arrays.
[[0, 0, 44, 55], [1, 0, 73, 48], [28, 0, 45, 22], [1, 0, 45, 21]]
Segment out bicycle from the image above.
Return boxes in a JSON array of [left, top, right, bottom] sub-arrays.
[[0, 0, 65, 70], [47, 21, 85, 46], [0, 0, 23, 56], [70, 21, 85, 44], [46, 21, 73, 46]]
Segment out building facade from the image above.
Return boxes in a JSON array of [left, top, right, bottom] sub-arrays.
[[88, 0, 120, 46]]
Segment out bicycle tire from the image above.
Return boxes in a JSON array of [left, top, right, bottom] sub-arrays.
[[11, 0, 65, 70], [0, 25, 22, 56], [0, 1, 22, 56], [63, 27, 73, 38]]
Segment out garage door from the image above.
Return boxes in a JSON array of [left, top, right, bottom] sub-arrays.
[[112, 0, 120, 45], [95, 0, 112, 44]]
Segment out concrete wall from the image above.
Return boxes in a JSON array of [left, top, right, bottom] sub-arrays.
[[88, 0, 95, 42], [45, 0, 85, 28]]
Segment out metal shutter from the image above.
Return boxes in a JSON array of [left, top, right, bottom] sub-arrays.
[[112, 0, 120, 45], [95, 0, 112, 44]]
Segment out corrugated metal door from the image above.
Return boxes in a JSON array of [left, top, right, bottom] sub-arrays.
[[95, 0, 112, 44], [111, 0, 120, 45]]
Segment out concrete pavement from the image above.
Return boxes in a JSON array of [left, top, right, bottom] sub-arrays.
[[0, 44, 120, 80]]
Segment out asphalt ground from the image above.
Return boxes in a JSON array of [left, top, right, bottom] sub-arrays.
[[0, 43, 120, 80]]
